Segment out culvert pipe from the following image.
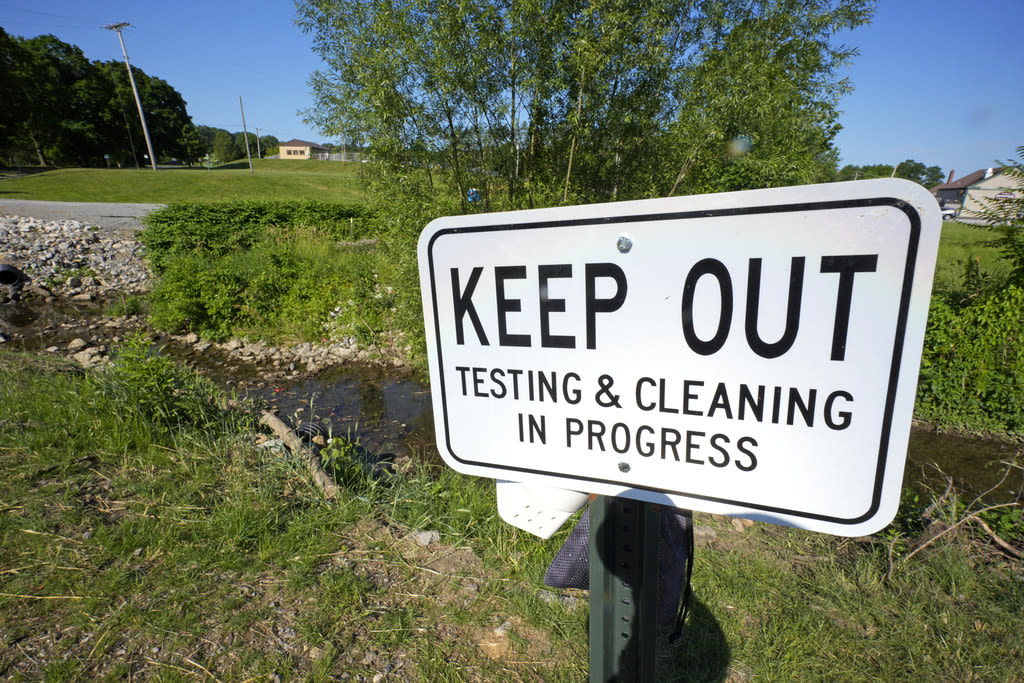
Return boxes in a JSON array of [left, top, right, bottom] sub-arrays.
[[0, 263, 25, 286]]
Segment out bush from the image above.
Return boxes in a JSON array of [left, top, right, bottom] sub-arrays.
[[917, 285, 1024, 435], [147, 227, 393, 345], [140, 200, 374, 275], [92, 333, 244, 432]]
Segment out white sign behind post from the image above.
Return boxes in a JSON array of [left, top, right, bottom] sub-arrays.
[[418, 179, 941, 536]]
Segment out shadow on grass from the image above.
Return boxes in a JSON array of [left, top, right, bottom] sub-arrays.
[[0, 166, 55, 180], [215, 161, 257, 170], [662, 598, 732, 682]]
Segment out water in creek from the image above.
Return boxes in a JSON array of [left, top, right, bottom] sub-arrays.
[[2, 297, 1019, 501], [252, 364, 437, 463], [253, 364, 1021, 503]]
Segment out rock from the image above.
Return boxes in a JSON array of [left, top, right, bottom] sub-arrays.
[[0, 214, 150, 299], [73, 348, 101, 366], [537, 590, 581, 609], [67, 338, 89, 353], [410, 530, 441, 546]]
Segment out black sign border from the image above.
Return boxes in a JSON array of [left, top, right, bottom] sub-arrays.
[[425, 196, 922, 526]]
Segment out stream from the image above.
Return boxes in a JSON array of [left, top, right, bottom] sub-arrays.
[[2, 297, 1020, 503]]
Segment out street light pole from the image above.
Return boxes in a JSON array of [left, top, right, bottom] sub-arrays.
[[104, 22, 157, 171], [255, 127, 262, 159]]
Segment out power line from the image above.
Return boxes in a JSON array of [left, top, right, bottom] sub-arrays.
[[0, 4, 97, 25]]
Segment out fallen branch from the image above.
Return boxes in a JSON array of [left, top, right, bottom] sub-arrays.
[[902, 502, 1019, 564], [259, 411, 341, 500], [970, 514, 1022, 559]]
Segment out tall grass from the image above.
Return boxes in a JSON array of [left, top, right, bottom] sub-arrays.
[[1, 345, 1021, 680]]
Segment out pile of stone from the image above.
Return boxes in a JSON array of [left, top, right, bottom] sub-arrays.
[[0, 214, 150, 303], [1, 213, 400, 374]]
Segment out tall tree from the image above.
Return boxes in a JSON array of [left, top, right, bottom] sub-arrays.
[[664, 1, 868, 195], [297, 0, 874, 210], [212, 130, 241, 163], [0, 31, 202, 167], [259, 134, 279, 156], [9, 34, 106, 166], [234, 131, 258, 159], [0, 28, 31, 159]]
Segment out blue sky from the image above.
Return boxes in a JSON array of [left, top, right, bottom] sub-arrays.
[[2, 0, 1020, 181]]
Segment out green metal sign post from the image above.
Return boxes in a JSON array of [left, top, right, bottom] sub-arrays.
[[589, 496, 662, 682]]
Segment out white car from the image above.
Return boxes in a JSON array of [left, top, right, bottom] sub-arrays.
[[940, 207, 958, 221]]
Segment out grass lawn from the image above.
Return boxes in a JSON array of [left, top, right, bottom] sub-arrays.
[[934, 220, 1007, 291], [1, 351, 1021, 681], [0, 159, 367, 203]]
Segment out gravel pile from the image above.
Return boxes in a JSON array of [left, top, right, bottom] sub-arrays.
[[0, 214, 150, 301], [0, 213, 401, 372]]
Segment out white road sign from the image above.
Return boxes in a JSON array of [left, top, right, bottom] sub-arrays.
[[418, 179, 941, 536]]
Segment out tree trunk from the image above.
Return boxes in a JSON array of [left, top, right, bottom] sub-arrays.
[[562, 67, 586, 204], [30, 133, 47, 167]]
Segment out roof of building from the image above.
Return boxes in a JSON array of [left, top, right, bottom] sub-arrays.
[[931, 167, 1005, 192], [279, 138, 328, 151]]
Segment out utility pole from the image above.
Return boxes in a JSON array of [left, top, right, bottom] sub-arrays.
[[239, 96, 254, 174], [255, 127, 261, 159], [104, 22, 157, 171]]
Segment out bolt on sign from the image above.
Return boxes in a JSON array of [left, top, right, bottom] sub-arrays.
[[417, 179, 942, 536]]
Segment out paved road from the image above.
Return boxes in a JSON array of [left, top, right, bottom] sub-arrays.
[[0, 199, 164, 231]]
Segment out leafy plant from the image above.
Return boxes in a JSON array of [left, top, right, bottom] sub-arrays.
[[92, 332, 241, 432], [917, 285, 1024, 435], [103, 293, 145, 317], [146, 224, 396, 346], [139, 200, 374, 275]]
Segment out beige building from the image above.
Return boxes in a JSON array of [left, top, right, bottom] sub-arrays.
[[960, 168, 1018, 218], [278, 139, 328, 159]]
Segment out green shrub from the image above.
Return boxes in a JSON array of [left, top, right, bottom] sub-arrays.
[[916, 285, 1024, 435], [147, 228, 393, 344], [91, 333, 246, 433], [140, 200, 374, 275]]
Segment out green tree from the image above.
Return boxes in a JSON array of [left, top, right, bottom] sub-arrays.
[[664, 2, 869, 196], [0, 28, 31, 161], [7, 34, 109, 166], [0, 31, 202, 168], [259, 134, 279, 157], [176, 123, 206, 164], [212, 130, 241, 162], [125, 64, 204, 164], [893, 159, 944, 187], [234, 131, 258, 159], [196, 125, 225, 152], [298, 0, 873, 210], [835, 159, 944, 186]]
